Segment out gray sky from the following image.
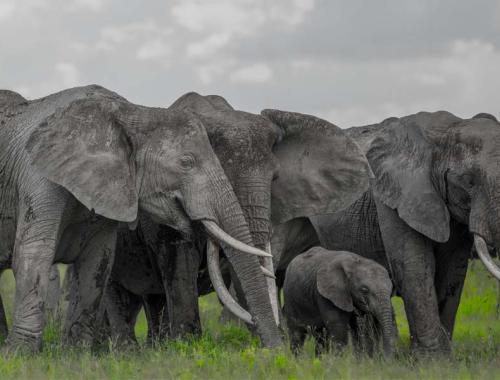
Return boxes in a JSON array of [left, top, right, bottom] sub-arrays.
[[1, 0, 499, 127]]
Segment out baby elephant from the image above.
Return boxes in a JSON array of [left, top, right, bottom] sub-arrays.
[[283, 247, 396, 357]]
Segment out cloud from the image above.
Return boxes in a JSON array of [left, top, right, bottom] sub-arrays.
[[14, 62, 82, 99], [94, 20, 174, 64], [171, 0, 315, 36], [0, 0, 47, 19], [55, 62, 81, 87], [186, 33, 231, 59], [136, 39, 171, 61], [306, 38, 500, 126], [0, 1, 499, 125], [0, 2, 15, 20], [96, 20, 161, 51], [230, 63, 273, 84], [66, 0, 108, 12], [194, 58, 237, 85]]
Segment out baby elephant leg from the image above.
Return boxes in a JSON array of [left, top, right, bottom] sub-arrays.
[[286, 316, 307, 355], [317, 296, 350, 354], [351, 313, 380, 357]]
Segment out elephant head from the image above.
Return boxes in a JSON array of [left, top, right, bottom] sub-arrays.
[[367, 110, 500, 280], [169, 93, 372, 325], [316, 252, 396, 357], [25, 85, 282, 347]]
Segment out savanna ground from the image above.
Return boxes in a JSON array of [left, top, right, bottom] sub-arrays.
[[1, 262, 500, 379]]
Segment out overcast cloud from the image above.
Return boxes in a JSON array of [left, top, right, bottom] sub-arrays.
[[1, 0, 499, 126]]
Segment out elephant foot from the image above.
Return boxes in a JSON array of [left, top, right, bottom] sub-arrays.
[[3, 332, 42, 355], [63, 322, 97, 349], [169, 322, 202, 341], [410, 334, 451, 359], [111, 335, 139, 351]]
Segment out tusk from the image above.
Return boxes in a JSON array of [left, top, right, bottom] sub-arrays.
[[475, 234, 500, 281], [202, 220, 272, 257], [264, 241, 280, 326], [260, 266, 276, 279], [206, 239, 254, 325]]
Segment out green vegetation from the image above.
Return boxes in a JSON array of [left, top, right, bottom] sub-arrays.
[[1, 262, 500, 379]]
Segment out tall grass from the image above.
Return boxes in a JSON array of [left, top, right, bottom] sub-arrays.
[[1, 263, 500, 379]]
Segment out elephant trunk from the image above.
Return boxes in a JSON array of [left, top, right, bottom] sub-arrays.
[[205, 175, 282, 347], [470, 191, 500, 281], [375, 302, 397, 358], [236, 178, 280, 324]]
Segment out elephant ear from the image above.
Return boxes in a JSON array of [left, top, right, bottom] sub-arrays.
[[261, 109, 372, 225], [367, 115, 450, 242], [316, 260, 354, 312], [26, 97, 138, 222]]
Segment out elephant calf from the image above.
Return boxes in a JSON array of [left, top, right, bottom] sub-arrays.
[[283, 247, 396, 357]]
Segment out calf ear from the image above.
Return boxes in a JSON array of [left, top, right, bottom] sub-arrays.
[[367, 113, 453, 242], [262, 109, 372, 225], [316, 261, 354, 312], [26, 98, 138, 222]]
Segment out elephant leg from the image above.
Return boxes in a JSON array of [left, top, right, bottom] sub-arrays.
[[63, 220, 117, 346], [143, 294, 168, 343], [317, 296, 349, 355], [435, 234, 471, 339], [312, 326, 330, 356], [286, 317, 307, 356], [6, 192, 67, 352], [45, 265, 61, 319], [376, 199, 449, 354], [0, 294, 8, 340], [157, 240, 202, 339], [350, 314, 375, 357], [104, 279, 142, 347]]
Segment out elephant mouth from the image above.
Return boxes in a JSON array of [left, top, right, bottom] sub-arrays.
[[201, 220, 280, 326]]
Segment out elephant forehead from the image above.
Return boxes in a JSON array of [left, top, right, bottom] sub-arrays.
[[205, 112, 275, 147], [447, 119, 500, 161], [143, 114, 208, 148]]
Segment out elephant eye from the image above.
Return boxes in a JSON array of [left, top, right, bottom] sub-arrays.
[[179, 154, 196, 170], [360, 286, 369, 294]]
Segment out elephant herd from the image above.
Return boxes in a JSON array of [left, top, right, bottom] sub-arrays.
[[0, 85, 499, 359]]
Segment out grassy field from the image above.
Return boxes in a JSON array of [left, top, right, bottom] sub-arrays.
[[1, 262, 500, 379]]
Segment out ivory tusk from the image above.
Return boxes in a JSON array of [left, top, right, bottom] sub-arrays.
[[474, 234, 500, 281], [260, 266, 276, 279], [206, 239, 254, 325], [202, 220, 272, 257], [265, 241, 280, 326]]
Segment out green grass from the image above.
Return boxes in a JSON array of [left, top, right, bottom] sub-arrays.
[[2, 263, 500, 379]]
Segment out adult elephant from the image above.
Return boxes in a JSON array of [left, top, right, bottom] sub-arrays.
[[102, 93, 373, 343], [272, 111, 500, 355], [0, 85, 281, 352]]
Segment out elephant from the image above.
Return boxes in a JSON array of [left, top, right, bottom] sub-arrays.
[[271, 111, 500, 355], [0, 85, 282, 352], [97, 93, 373, 345], [283, 247, 396, 357]]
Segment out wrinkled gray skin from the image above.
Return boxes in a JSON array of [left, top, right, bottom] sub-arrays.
[[283, 247, 396, 357], [101, 93, 373, 344], [0, 85, 282, 352], [273, 111, 500, 355], [0, 265, 61, 342]]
